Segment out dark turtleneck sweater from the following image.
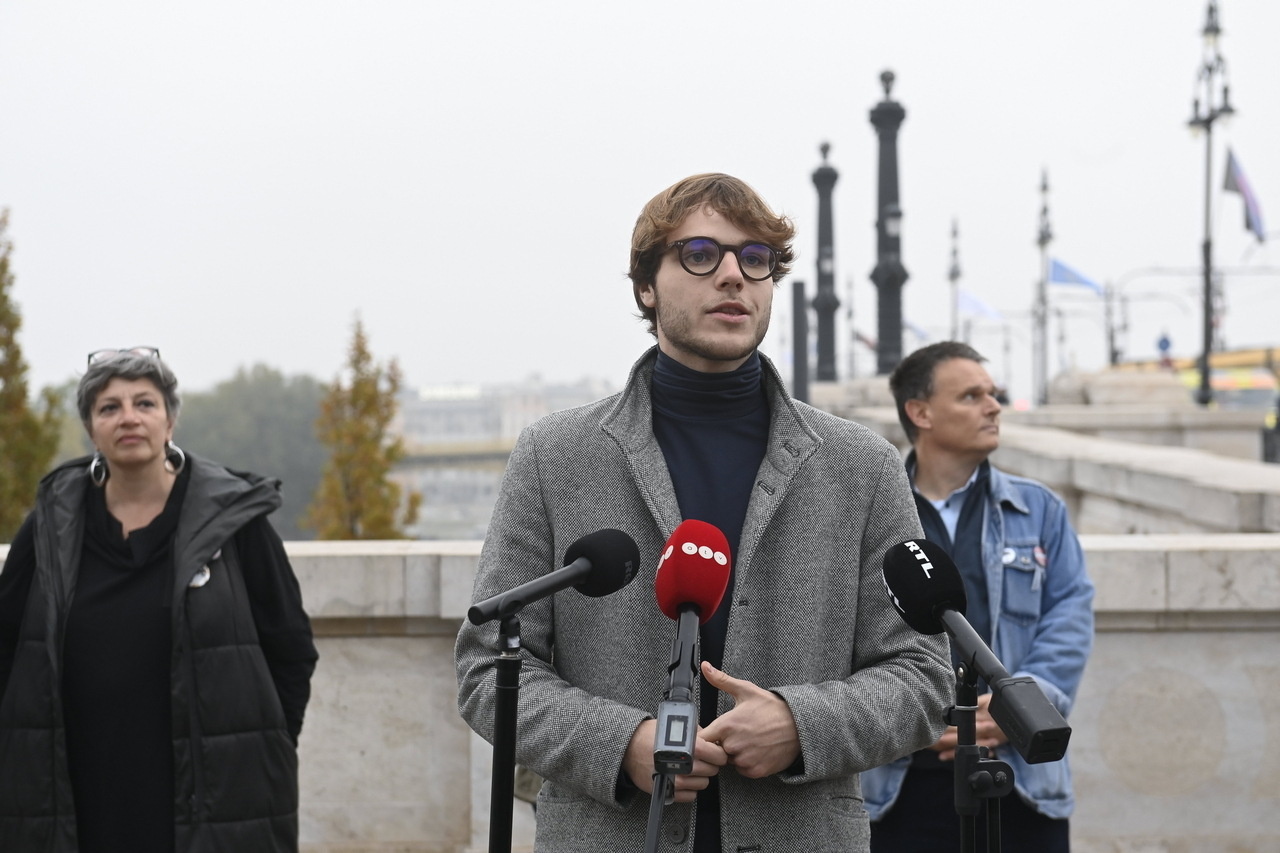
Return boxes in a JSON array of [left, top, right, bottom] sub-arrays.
[[650, 349, 770, 853]]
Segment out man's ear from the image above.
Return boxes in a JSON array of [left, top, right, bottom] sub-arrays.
[[638, 282, 656, 309], [904, 398, 931, 433]]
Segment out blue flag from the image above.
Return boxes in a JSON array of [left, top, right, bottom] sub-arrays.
[[1048, 258, 1104, 296], [1224, 148, 1266, 243]]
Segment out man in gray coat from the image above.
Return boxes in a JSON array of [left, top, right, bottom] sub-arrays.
[[455, 173, 952, 852]]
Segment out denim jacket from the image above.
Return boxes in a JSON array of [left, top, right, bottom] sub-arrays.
[[861, 462, 1095, 820]]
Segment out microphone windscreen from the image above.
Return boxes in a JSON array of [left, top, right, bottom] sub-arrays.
[[564, 529, 641, 597], [881, 538, 968, 635], [655, 519, 732, 623]]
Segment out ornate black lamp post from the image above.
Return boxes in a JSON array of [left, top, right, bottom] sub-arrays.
[[1188, 0, 1234, 406], [812, 143, 840, 381], [869, 71, 908, 375]]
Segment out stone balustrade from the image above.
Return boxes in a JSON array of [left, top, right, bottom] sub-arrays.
[[812, 372, 1270, 460], [836, 405, 1280, 535], [277, 535, 1277, 853], [4, 522, 1277, 852]]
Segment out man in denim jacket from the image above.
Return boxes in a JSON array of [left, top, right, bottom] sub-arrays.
[[864, 341, 1095, 852]]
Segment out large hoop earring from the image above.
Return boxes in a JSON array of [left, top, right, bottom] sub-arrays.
[[165, 440, 186, 475], [88, 452, 109, 488]]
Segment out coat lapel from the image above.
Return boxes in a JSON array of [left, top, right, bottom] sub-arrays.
[[602, 348, 824, 581], [600, 348, 683, 539], [735, 356, 822, 583]]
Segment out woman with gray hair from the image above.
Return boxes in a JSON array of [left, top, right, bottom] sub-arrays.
[[0, 347, 318, 853]]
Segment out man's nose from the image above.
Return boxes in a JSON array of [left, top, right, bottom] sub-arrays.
[[715, 251, 745, 288]]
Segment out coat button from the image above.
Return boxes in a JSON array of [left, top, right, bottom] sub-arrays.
[[665, 823, 687, 843]]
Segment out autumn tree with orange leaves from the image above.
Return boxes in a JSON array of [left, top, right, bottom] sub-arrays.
[[305, 319, 420, 539]]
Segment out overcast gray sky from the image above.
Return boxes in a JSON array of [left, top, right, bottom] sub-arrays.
[[2, 1, 1277, 405]]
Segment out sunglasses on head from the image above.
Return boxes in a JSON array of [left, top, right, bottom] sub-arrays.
[[87, 346, 161, 366]]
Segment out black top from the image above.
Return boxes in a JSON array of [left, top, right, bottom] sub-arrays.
[[650, 349, 770, 853], [64, 462, 191, 851], [0, 465, 315, 853], [910, 460, 992, 646], [909, 458, 992, 771]]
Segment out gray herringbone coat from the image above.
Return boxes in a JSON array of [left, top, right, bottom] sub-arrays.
[[455, 350, 951, 852]]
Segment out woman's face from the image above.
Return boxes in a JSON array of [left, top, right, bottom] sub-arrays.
[[89, 376, 174, 472]]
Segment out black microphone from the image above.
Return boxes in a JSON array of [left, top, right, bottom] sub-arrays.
[[467, 529, 640, 625], [882, 538, 1072, 764]]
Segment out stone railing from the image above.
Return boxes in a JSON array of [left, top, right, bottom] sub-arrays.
[[2, 536, 1276, 853], [289, 537, 1278, 853], [835, 405, 1280, 535], [812, 373, 1270, 460], [1003, 405, 1268, 461], [287, 540, 485, 853]]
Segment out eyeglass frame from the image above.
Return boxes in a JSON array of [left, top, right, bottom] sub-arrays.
[[664, 237, 780, 281], [87, 346, 162, 366]]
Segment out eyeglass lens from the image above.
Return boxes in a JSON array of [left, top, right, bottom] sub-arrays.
[[677, 238, 776, 281]]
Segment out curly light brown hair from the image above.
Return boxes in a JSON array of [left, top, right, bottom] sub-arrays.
[[627, 173, 795, 335]]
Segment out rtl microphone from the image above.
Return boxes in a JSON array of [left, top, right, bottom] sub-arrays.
[[652, 520, 731, 777], [882, 538, 1072, 764], [467, 528, 640, 625], [881, 538, 969, 634]]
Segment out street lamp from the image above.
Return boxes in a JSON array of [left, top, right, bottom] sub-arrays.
[[1187, 0, 1235, 406], [869, 70, 909, 375], [812, 142, 840, 382]]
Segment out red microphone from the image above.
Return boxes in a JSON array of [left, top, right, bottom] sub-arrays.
[[655, 519, 731, 623], [650, 519, 731, 786]]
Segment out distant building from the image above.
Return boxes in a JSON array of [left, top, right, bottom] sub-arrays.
[[391, 375, 615, 539]]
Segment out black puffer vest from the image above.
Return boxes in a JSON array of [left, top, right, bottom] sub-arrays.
[[0, 454, 299, 852]]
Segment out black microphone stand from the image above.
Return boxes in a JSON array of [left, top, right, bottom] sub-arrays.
[[643, 771, 676, 853], [949, 662, 1015, 853], [487, 614, 523, 853], [644, 607, 700, 853]]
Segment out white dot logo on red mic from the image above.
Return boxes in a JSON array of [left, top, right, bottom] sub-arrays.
[[657, 544, 675, 571], [676, 540, 728, 567]]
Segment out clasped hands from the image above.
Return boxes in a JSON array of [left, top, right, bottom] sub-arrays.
[[622, 662, 800, 803], [930, 691, 1008, 761]]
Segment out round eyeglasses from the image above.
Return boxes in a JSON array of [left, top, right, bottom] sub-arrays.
[[666, 237, 778, 281]]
